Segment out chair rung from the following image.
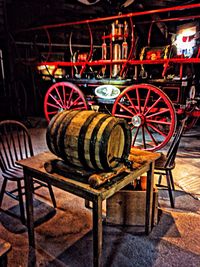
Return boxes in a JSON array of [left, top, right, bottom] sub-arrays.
[[33, 185, 44, 190], [7, 188, 19, 194], [154, 171, 166, 175], [33, 181, 48, 188], [5, 191, 19, 200], [156, 184, 168, 189]]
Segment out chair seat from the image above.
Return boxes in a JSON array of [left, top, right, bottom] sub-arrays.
[[155, 153, 175, 170]]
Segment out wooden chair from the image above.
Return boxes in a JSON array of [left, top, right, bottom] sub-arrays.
[[0, 120, 56, 224], [154, 116, 188, 208]]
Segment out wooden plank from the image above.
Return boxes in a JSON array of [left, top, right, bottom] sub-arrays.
[[106, 188, 158, 226]]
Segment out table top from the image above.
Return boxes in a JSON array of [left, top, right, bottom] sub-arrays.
[[17, 150, 160, 200]]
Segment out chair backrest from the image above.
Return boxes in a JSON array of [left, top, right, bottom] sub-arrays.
[[164, 116, 187, 168], [0, 120, 34, 174]]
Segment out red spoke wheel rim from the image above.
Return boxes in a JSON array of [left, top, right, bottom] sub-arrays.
[[112, 83, 177, 151], [44, 82, 88, 122]]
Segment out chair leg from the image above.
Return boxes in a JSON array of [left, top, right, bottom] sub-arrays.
[[17, 180, 26, 224], [0, 179, 7, 208], [169, 170, 175, 191], [166, 170, 174, 208], [47, 183, 56, 208], [158, 174, 162, 185]]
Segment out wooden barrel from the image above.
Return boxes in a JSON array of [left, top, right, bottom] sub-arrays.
[[46, 110, 131, 171]]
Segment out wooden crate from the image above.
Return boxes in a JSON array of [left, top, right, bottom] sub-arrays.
[[106, 188, 158, 226]]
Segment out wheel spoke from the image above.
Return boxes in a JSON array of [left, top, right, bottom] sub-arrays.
[[47, 110, 59, 115], [62, 85, 66, 106], [146, 108, 170, 118], [144, 125, 158, 146], [136, 87, 141, 113], [125, 93, 138, 113], [55, 86, 64, 106], [147, 119, 171, 125], [67, 88, 74, 108], [118, 102, 136, 116], [70, 95, 83, 107], [47, 102, 61, 109], [114, 113, 133, 119], [142, 125, 146, 149], [143, 89, 151, 112], [49, 94, 63, 108], [144, 96, 162, 116], [132, 127, 139, 146], [147, 122, 167, 137]]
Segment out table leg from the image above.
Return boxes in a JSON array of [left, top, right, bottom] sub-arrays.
[[85, 200, 92, 209], [145, 162, 154, 235], [24, 170, 35, 248], [0, 255, 7, 267], [93, 197, 102, 267]]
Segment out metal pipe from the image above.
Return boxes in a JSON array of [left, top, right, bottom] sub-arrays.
[[139, 14, 200, 25], [120, 17, 134, 77], [15, 41, 101, 48], [37, 57, 200, 68], [80, 23, 93, 76], [17, 3, 200, 32]]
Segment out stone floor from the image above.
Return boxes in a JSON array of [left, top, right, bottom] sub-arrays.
[[0, 117, 200, 267]]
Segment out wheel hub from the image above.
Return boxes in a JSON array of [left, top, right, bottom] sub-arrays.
[[132, 114, 144, 127], [58, 107, 65, 112]]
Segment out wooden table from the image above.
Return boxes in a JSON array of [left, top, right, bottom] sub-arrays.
[[18, 150, 159, 267]]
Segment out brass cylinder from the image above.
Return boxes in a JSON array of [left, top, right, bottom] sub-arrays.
[[112, 43, 121, 77]]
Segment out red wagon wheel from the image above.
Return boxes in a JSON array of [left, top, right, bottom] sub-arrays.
[[112, 83, 177, 151], [44, 81, 88, 122]]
